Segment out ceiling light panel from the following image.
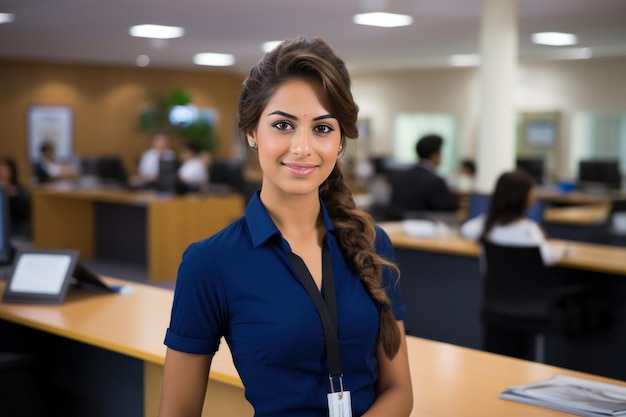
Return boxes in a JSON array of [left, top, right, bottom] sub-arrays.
[[129, 24, 185, 39], [532, 32, 577, 46], [193, 53, 235, 67], [0, 13, 15, 24], [353, 12, 413, 28]]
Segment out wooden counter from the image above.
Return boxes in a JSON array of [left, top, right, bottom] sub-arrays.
[[32, 186, 245, 281], [381, 222, 626, 276], [543, 203, 610, 226], [2, 277, 626, 417], [0, 278, 250, 417]]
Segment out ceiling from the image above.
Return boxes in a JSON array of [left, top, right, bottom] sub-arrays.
[[0, 0, 625, 75]]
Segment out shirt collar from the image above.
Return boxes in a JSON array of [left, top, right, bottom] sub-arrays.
[[417, 159, 436, 172], [244, 191, 335, 248]]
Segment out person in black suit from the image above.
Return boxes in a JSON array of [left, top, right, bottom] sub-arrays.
[[388, 134, 459, 220]]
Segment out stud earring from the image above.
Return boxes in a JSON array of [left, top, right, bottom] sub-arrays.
[[338, 144, 343, 153], [249, 141, 257, 148]]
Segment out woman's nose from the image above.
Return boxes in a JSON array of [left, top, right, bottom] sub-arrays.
[[291, 128, 312, 156]]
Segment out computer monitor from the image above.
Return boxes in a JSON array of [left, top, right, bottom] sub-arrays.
[[96, 156, 129, 186], [156, 158, 180, 193], [516, 157, 545, 185], [209, 159, 244, 192], [0, 188, 15, 266], [578, 159, 622, 190]]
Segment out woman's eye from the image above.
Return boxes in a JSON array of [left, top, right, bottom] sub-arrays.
[[272, 121, 293, 130], [314, 124, 334, 134]]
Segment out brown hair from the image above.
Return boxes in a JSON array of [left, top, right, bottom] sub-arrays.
[[479, 169, 535, 242], [238, 36, 401, 359]]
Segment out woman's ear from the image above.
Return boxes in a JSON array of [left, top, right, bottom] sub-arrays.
[[246, 132, 257, 148]]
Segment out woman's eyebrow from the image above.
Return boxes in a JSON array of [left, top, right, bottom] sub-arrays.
[[268, 110, 335, 121]]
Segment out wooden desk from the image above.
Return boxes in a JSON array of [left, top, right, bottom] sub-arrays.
[[380, 222, 626, 380], [2, 278, 625, 417], [537, 190, 614, 206], [32, 186, 245, 281], [381, 222, 626, 276], [0, 278, 251, 417], [543, 203, 610, 226]]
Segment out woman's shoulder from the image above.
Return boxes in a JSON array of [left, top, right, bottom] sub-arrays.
[[373, 224, 396, 257], [182, 216, 248, 263], [460, 214, 485, 240]]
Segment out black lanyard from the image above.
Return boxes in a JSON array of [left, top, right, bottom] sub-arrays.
[[288, 239, 342, 378]]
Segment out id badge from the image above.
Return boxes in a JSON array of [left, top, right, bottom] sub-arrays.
[[327, 390, 352, 417]]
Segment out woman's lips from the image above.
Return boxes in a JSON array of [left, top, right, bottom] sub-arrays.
[[282, 162, 317, 177]]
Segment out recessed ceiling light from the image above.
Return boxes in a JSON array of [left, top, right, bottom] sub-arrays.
[[262, 41, 282, 53], [193, 53, 235, 67], [353, 12, 413, 28], [449, 54, 481, 67], [129, 24, 185, 39], [0, 13, 15, 24], [532, 32, 577, 46]]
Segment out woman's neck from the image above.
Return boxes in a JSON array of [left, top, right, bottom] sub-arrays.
[[260, 189, 323, 242]]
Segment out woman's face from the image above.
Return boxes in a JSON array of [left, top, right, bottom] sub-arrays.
[[247, 78, 342, 201]]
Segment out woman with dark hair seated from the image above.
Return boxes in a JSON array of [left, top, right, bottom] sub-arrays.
[[461, 169, 567, 265]]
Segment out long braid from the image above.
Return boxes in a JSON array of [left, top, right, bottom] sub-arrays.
[[320, 164, 401, 359]]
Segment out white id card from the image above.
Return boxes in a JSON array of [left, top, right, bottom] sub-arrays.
[[327, 390, 352, 417]]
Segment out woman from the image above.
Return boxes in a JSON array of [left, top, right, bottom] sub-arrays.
[[460, 169, 567, 265], [158, 37, 413, 417], [177, 141, 208, 192]]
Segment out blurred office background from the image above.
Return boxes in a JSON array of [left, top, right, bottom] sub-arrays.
[[1, 0, 626, 283], [1, 0, 625, 189]]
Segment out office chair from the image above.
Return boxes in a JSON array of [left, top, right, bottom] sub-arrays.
[[480, 241, 610, 363]]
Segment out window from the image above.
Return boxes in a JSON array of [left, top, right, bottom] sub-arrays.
[[392, 113, 458, 177], [569, 112, 626, 180]]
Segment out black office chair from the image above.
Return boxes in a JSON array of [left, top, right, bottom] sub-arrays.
[[480, 241, 610, 363]]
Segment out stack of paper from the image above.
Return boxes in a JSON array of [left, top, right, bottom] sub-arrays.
[[500, 375, 626, 417]]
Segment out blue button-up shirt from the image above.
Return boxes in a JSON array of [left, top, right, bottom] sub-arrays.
[[165, 191, 406, 417]]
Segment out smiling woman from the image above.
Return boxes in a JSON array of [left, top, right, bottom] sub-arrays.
[[158, 36, 413, 417]]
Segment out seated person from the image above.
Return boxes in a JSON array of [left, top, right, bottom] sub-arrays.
[[0, 157, 31, 236], [452, 159, 476, 192], [137, 133, 176, 186], [177, 142, 208, 192], [388, 134, 459, 219], [34, 141, 77, 184], [460, 169, 566, 266]]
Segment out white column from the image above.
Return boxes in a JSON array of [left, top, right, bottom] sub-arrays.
[[475, 0, 518, 193]]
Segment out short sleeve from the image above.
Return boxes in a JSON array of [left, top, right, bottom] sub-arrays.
[[526, 221, 564, 266], [460, 214, 485, 241], [374, 226, 406, 321], [164, 240, 228, 354]]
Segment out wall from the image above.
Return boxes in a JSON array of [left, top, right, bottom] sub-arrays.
[[0, 60, 244, 185], [351, 56, 626, 179]]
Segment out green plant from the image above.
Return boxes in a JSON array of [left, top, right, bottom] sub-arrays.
[[138, 88, 218, 152]]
